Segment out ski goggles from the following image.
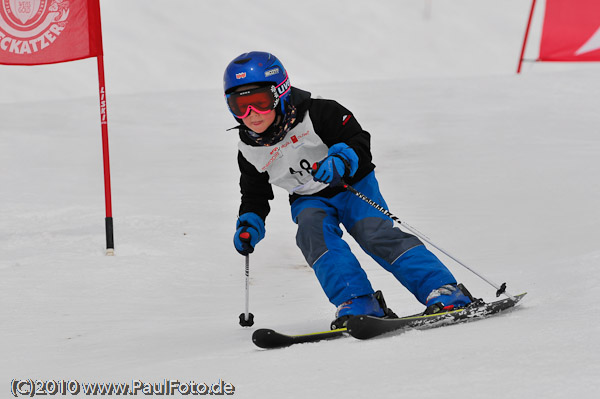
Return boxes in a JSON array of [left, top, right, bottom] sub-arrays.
[[226, 74, 291, 118], [226, 85, 280, 119]]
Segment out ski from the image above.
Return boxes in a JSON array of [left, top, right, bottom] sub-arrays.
[[252, 327, 347, 349], [346, 292, 527, 340], [252, 293, 526, 348]]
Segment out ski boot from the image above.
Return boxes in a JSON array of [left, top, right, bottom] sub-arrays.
[[423, 283, 476, 315], [330, 290, 397, 330]]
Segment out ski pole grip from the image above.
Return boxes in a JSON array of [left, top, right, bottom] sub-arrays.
[[311, 162, 320, 176], [239, 231, 251, 243]]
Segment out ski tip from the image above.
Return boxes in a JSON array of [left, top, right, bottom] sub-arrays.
[[252, 328, 293, 349], [251, 327, 348, 349], [252, 328, 275, 336], [252, 328, 275, 341], [345, 315, 378, 340]]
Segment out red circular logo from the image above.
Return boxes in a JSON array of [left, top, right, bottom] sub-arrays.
[[0, 0, 70, 56]]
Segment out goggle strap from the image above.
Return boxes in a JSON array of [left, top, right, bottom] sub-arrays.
[[235, 105, 274, 119]]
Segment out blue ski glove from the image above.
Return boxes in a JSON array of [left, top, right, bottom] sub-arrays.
[[312, 143, 359, 186], [234, 212, 266, 256]]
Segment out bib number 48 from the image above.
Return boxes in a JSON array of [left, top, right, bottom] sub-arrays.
[[289, 159, 313, 177]]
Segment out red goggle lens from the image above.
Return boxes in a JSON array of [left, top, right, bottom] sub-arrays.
[[226, 86, 278, 118]]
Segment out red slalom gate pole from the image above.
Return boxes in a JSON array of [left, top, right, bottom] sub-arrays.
[[517, 0, 537, 74], [97, 54, 114, 255]]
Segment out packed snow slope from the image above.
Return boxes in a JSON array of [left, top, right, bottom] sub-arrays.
[[1, 1, 599, 398]]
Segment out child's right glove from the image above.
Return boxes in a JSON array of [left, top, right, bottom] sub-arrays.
[[312, 143, 359, 186], [233, 212, 266, 255]]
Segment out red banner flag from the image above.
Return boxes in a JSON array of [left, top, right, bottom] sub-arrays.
[[0, 0, 103, 65], [539, 0, 600, 61], [0, 0, 113, 254]]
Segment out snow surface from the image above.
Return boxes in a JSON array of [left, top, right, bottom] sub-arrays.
[[1, 1, 599, 398]]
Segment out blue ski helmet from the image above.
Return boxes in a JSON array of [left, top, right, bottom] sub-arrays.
[[223, 51, 291, 116]]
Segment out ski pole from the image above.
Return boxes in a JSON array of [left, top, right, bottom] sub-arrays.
[[343, 183, 514, 300], [238, 232, 254, 327]]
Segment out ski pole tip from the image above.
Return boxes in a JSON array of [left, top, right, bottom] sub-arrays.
[[239, 312, 255, 327]]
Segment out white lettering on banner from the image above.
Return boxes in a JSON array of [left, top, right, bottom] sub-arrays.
[[0, 0, 70, 56]]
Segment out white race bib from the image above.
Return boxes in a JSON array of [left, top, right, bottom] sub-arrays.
[[239, 113, 330, 195]]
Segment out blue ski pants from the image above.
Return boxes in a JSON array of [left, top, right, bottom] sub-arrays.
[[291, 172, 457, 306]]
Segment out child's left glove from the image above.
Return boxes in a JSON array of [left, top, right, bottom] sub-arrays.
[[234, 212, 266, 256], [312, 143, 359, 186]]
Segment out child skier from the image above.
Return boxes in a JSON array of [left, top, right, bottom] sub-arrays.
[[224, 51, 471, 328]]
